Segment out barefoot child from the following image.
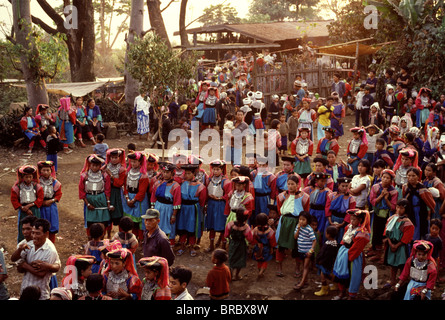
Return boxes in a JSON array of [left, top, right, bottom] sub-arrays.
[[252, 213, 277, 278], [206, 248, 231, 300], [314, 226, 339, 296]]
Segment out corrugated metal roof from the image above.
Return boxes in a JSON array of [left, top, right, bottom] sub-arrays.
[[174, 20, 333, 43]]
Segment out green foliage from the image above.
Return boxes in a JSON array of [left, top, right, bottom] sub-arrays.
[[0, 40, 22, 81], [248, 0, 320, 21], [126, 33, 198, 108], [198, 4, 242, 26]]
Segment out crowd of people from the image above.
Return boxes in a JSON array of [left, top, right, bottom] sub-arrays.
[[4, 50, 445, 301]]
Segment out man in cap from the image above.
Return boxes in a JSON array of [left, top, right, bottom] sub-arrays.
[[142, 209, 175, 266]]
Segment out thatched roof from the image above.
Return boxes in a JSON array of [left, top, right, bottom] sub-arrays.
[[174, 20, 333, 44]]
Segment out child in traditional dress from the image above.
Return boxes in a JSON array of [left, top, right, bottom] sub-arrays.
[[332, 209, 371, 300], [61, 255, 96, 300], [382, 199, 414, 288], [325, 177, 356, 243], [10, 165, 43, 243], [111, 216, 138, 265], [123, 152, 150, 241], [176, 164, 207, 257], [206, 248, 231, 300], [83, 223, 105, 274], [151, 161, 182, 247], [293, 211, 317, 291], [304, 157, 335, 190], [278, 114, 289, 155], [274, 156, 302, 194], [252, 213, 277, 279], [314, 226, 339, 296], [224, 208, 253, 281], [394, 148, 421, 198], [78, 274, 112, 300], [139, 256, 171, 300], [103, 248, 142, 300], [251, 156, 278, 225], [275, 175, 310, 277], [224, 176, 255, 226], [45, 126, 61, 172], [205, 160, 231, 251], [37, 161, 62, 243], [373, 138, 394, 168], [291, 127, 313, 179], [395, 240, 437, 300], [58, 97, 76, 154], [347, 127, 369, 176], [103, 148, 126, 237], [297, 99, 317, 141], [79, 154, 112, 238], [303, 172, 332, 235], [368, 169, 399, 262], [364, 124, 384, 165], [316, 127, 339, 159]]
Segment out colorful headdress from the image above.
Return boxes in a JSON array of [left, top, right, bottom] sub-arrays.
[[17, 165, 38, 183], [50, 287, 73, 300], [37, 160, 56, 179], [106, 148, 126, 167], [59, 97, 71, 112], [146, 153, 159, 171], [138, 256, 170, 289], [346, 209, 371, 234], [349, 127, 368, 145], [381, 169, 396, 180], [393, 148, 420, 173], [210, 159, 227, 176], [281, 156, 296, 164], [158, 161, 176, 172], [106, 248, 138, 277], [411, 240, 435, 266], [427, 126, 440, 151], [99, 239, 122, 254], [322, 127, 336, 135], [388, 125, 401, 136], [36, 104, 49, 114], [81, 154, 106, 174], [127, 151, 147, 175], [61, 255, 96, 288]]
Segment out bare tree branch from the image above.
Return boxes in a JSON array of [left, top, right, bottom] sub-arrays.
[[161, 0, 176, 12], [36, 0, 65, 29], [31, 16, 59, 35]]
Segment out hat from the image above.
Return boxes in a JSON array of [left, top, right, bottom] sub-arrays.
[[429, 187, 440, 198], [272, 94, 279, 100], [350, 127, 365, 134], [313, 157, 329, 166], [158, 161, 175, 171], [322, 127, 336, 134], [388, 125, 401, 135], [294, 80, 302, 86], [142, 208, 160, 220], [20, 165, 37, 175], [281, 156, 296, 163], [37, 160, 54, 168], [181, 164, 199, 172], [231, 176, 250, 184], [254, 91, 263, 100], [243, 98, 252, 105], [337, 177, 352, 184], [210, 159, 226, 167], [314, 172, 330, 180]]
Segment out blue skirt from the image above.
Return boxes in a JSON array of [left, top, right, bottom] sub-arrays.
[[137, 110, 149, 135], [40, 203, 59, 233], [60, 121, 74, 144], [205, 199, 226, 232], [202, 107, 216, 125], [122, 191, 149, 230], [154, 201, 176, 239], [251, 195, 270, 225], [333, 245, 364, 294], [404, 280, 431, 300], [177, 203, 202, 235]]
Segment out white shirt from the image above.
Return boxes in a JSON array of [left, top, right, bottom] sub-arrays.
[[20, 239, 60, 300], [174, 288, 194, 300], [351, 175, 371, 208], [135, 95, 150, 115], [356, 91, 365, 110]]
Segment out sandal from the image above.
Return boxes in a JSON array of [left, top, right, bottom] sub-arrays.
[[176, 249, 185, 256], [293, 283, 305, 291], [293, 271, 302, 278], [275, 271, 284, 277], [190, 250, 197, 257]]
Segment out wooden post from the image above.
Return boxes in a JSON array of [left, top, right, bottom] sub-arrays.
[[318, 63, 323, 97], [352, 41, 360, 92], [286, 57, 292, 93]]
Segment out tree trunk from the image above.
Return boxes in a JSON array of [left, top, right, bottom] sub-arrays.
[[125, 0, 145, 106], [34, 0, 96, 83], [99, 0, 107, 56], [147, 0, 171, 48], [179, 0, 190, 50], [12, 0, 49, 110]]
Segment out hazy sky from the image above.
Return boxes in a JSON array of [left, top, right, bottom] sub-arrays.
[[0, 0, 253, 47]]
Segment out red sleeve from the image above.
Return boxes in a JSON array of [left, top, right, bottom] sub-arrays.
[[69, 110, 77, 124], [269, 175, 277, 200], [103, 173, 111, 198], [243, 194, 255, 218], [399, 257, 412, 282], [400, 222, 414, 244], [369, 184, 379, 207], [316, 139, 322, 154], [426, 264, 438, 290], [171, 182, 182, 207], [150, 183, 158, 204], [10, 186, 21, 210], [341, 106, 345, 118], [290, 139, 297, 156], [198, 183, 207, 208], [112, 169, 126, 188], [357, 143, 368, 159], [134, 176, 149, 202], [53, 183, 62, 202], [224, 192, 233, 216], [348, 233, 370, 261], [332, 141, 339, 155], [244, 225, 253, 243], [268, 230, 278, 248], [78, 174, 86, 200], [325, 193, 333, 217], [224, 221, 233, 239], [308, 141, 313, 156], [20, 118, 28, 131], [302, 193, 310, 212]]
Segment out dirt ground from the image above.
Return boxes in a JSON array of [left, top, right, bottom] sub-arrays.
[[1, 112, 445, 300]]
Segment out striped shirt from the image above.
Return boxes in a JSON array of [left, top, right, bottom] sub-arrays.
[[20, 239, 60, 300], [295, 225, 316, 253]]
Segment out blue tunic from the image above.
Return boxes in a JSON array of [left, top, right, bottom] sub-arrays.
[[307, 187, 329, 234], [252, 172, 273, 225], [154, 183, 176, 239], [177, 182, 203, 237], [205, 177, 228, 232], [326, 194, 351, 243]]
